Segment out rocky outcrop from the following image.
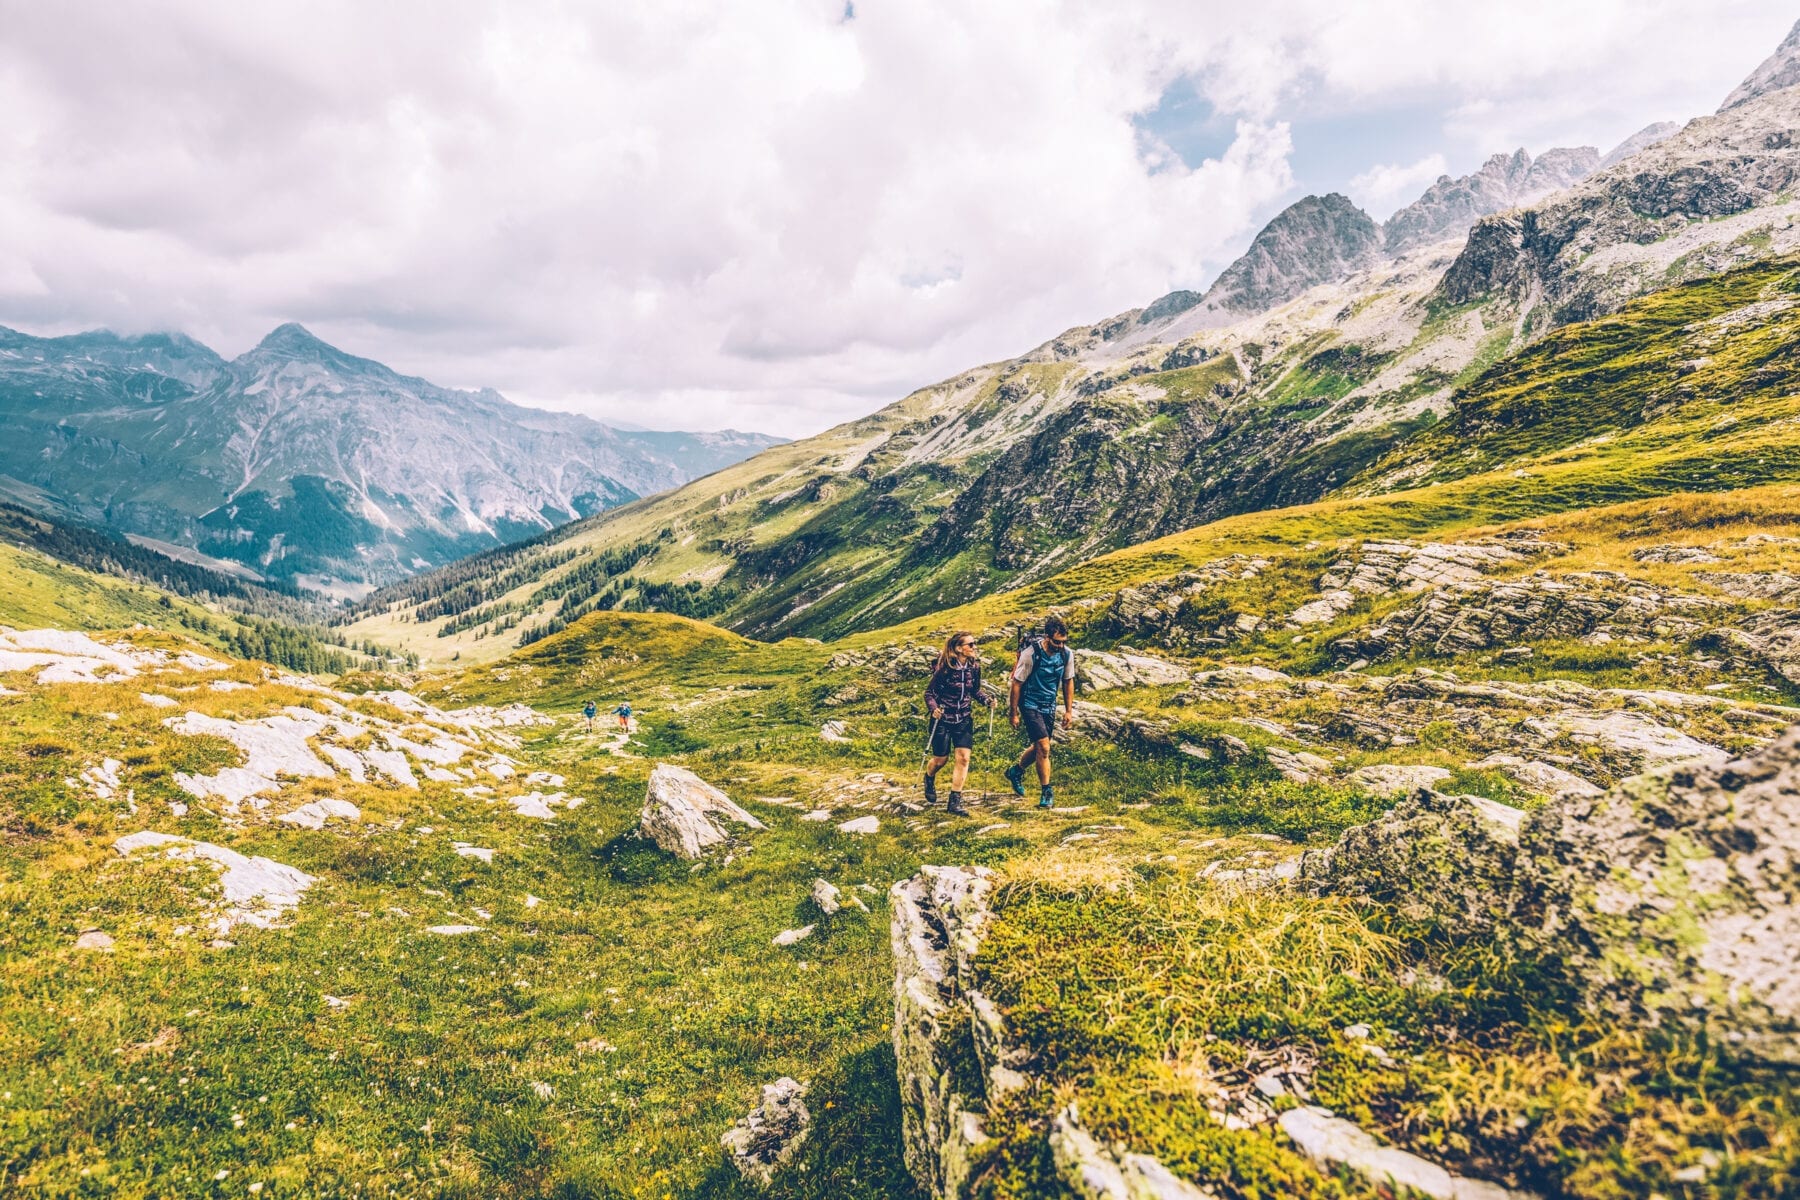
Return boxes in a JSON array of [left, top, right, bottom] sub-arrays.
[[637, 763, 765, 858], [1698, 606, 1800, 684], [1719, 19, 1800, 111], [1049, 1106, 1218, 1200], [1298, 789, 1527, 934], [1303, 727, 1800, 1063], [113, 831, 315, 936], [892, 865, 1216, 1199], [1319, 534, 1566, 596], [891, 865, 1006, 1200], [1383, 147, 1600, 254], [1328, 572, 1714, 664], [721, 1077, 811, 1187], [1436, 84, 1800, 320], [1101, 557, 1271, 649]]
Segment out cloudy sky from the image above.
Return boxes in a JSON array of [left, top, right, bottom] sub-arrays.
[[0, 2, 1791, 436]]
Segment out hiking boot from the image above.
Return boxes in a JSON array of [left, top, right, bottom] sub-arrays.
[[1005, 763, 1025, 797], [1038, 785, 1054, 809], [923, 772, 938, 806], [946, 791, 969, 816]]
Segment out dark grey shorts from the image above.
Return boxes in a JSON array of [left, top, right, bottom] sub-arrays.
[[1020, 708, 1056, 743], [930, 718, 975, 756]]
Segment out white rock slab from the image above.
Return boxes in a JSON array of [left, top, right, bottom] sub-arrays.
[[638, 763, 765, 858], [453, 843, 494, 863], [114, 831, 313, 932], [773, 925, 815, 946], [837, 816, 880, 835]]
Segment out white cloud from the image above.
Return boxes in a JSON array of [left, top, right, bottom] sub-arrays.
[[0, 1, 1791, 436], [1347, 154, 1449, 221]]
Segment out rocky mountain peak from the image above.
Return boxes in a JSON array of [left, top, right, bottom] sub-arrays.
[[1720, 19, 1800, 111], [1382, 145, 1599, 254], [252, 322, 340, 360], [1201, 192, 1382, 315]]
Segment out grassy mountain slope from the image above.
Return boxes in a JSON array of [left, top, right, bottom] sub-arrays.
[[346, 253, 1800, 667]]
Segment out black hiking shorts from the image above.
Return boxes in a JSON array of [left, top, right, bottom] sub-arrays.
[[1020, 708, 1056, 743], [930, 717, 975, 756]]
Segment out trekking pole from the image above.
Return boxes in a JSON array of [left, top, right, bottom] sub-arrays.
[[922, 715, 939, 775]]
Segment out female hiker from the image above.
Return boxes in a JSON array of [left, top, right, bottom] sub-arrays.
[[923, 631, 994, 816]]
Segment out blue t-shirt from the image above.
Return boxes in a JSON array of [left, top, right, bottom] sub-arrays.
[[1012, 643, 1069, 712]]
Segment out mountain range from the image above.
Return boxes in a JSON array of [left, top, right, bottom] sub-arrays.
[[0, 323, 782, 596], [341, 20, 1800, 658]]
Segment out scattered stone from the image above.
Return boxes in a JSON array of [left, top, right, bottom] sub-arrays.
[[508, 791, 583, 820], [772, 925, 815, 946], [74, 929, 115, 951], [138, 692, 179, 709], [453, 843, 495, 864], [1265, 747, 1334, 783], [799, 809, 833, 822], [820, 720, 851, 743], [638, 763, 766, 858], [426, 925, 483, 936], [1634, 544, 1721, 564], [1280, 1105, 1529, 1200], [1288, 589, 1357, 626], [721, 1077, 812, 1187], [275, 799, 361, 830], [837, 816, 880, 835], [1346, 764, 1453, 796], [811, 878, 843, 915]]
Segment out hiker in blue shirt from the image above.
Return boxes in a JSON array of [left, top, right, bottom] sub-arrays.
[[582, 700, 597, 730], [923, 630, 994, 817], [1005, 615, 1075, 809], [612, 701, 632, 731]]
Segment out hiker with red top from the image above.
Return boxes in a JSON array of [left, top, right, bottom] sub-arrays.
[[923, 630, 993, 816]]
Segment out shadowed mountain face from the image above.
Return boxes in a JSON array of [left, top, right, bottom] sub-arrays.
[[0, 324, 781, 593]]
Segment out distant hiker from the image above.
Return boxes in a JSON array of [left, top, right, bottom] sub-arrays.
[[923, 631, 994, 816], [582, 700, 597, 730], [613, 701, 633, 731], [1006, 615, 1074, 809]]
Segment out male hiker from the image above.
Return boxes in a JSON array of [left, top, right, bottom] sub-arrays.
[[613, 700, 633, 731], [582, 699, 597, 730], [1005, 615, 1075, 809]]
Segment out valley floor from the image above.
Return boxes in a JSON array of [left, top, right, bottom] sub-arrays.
[[4, 488, 1800, 1198]]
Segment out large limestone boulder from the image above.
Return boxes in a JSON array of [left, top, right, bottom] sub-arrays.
[[1298, 789, 1527, 934], [1305, 727, 1800, 1063], [637, 763, 765, 859], [1515, 728, 1800, 1063]]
